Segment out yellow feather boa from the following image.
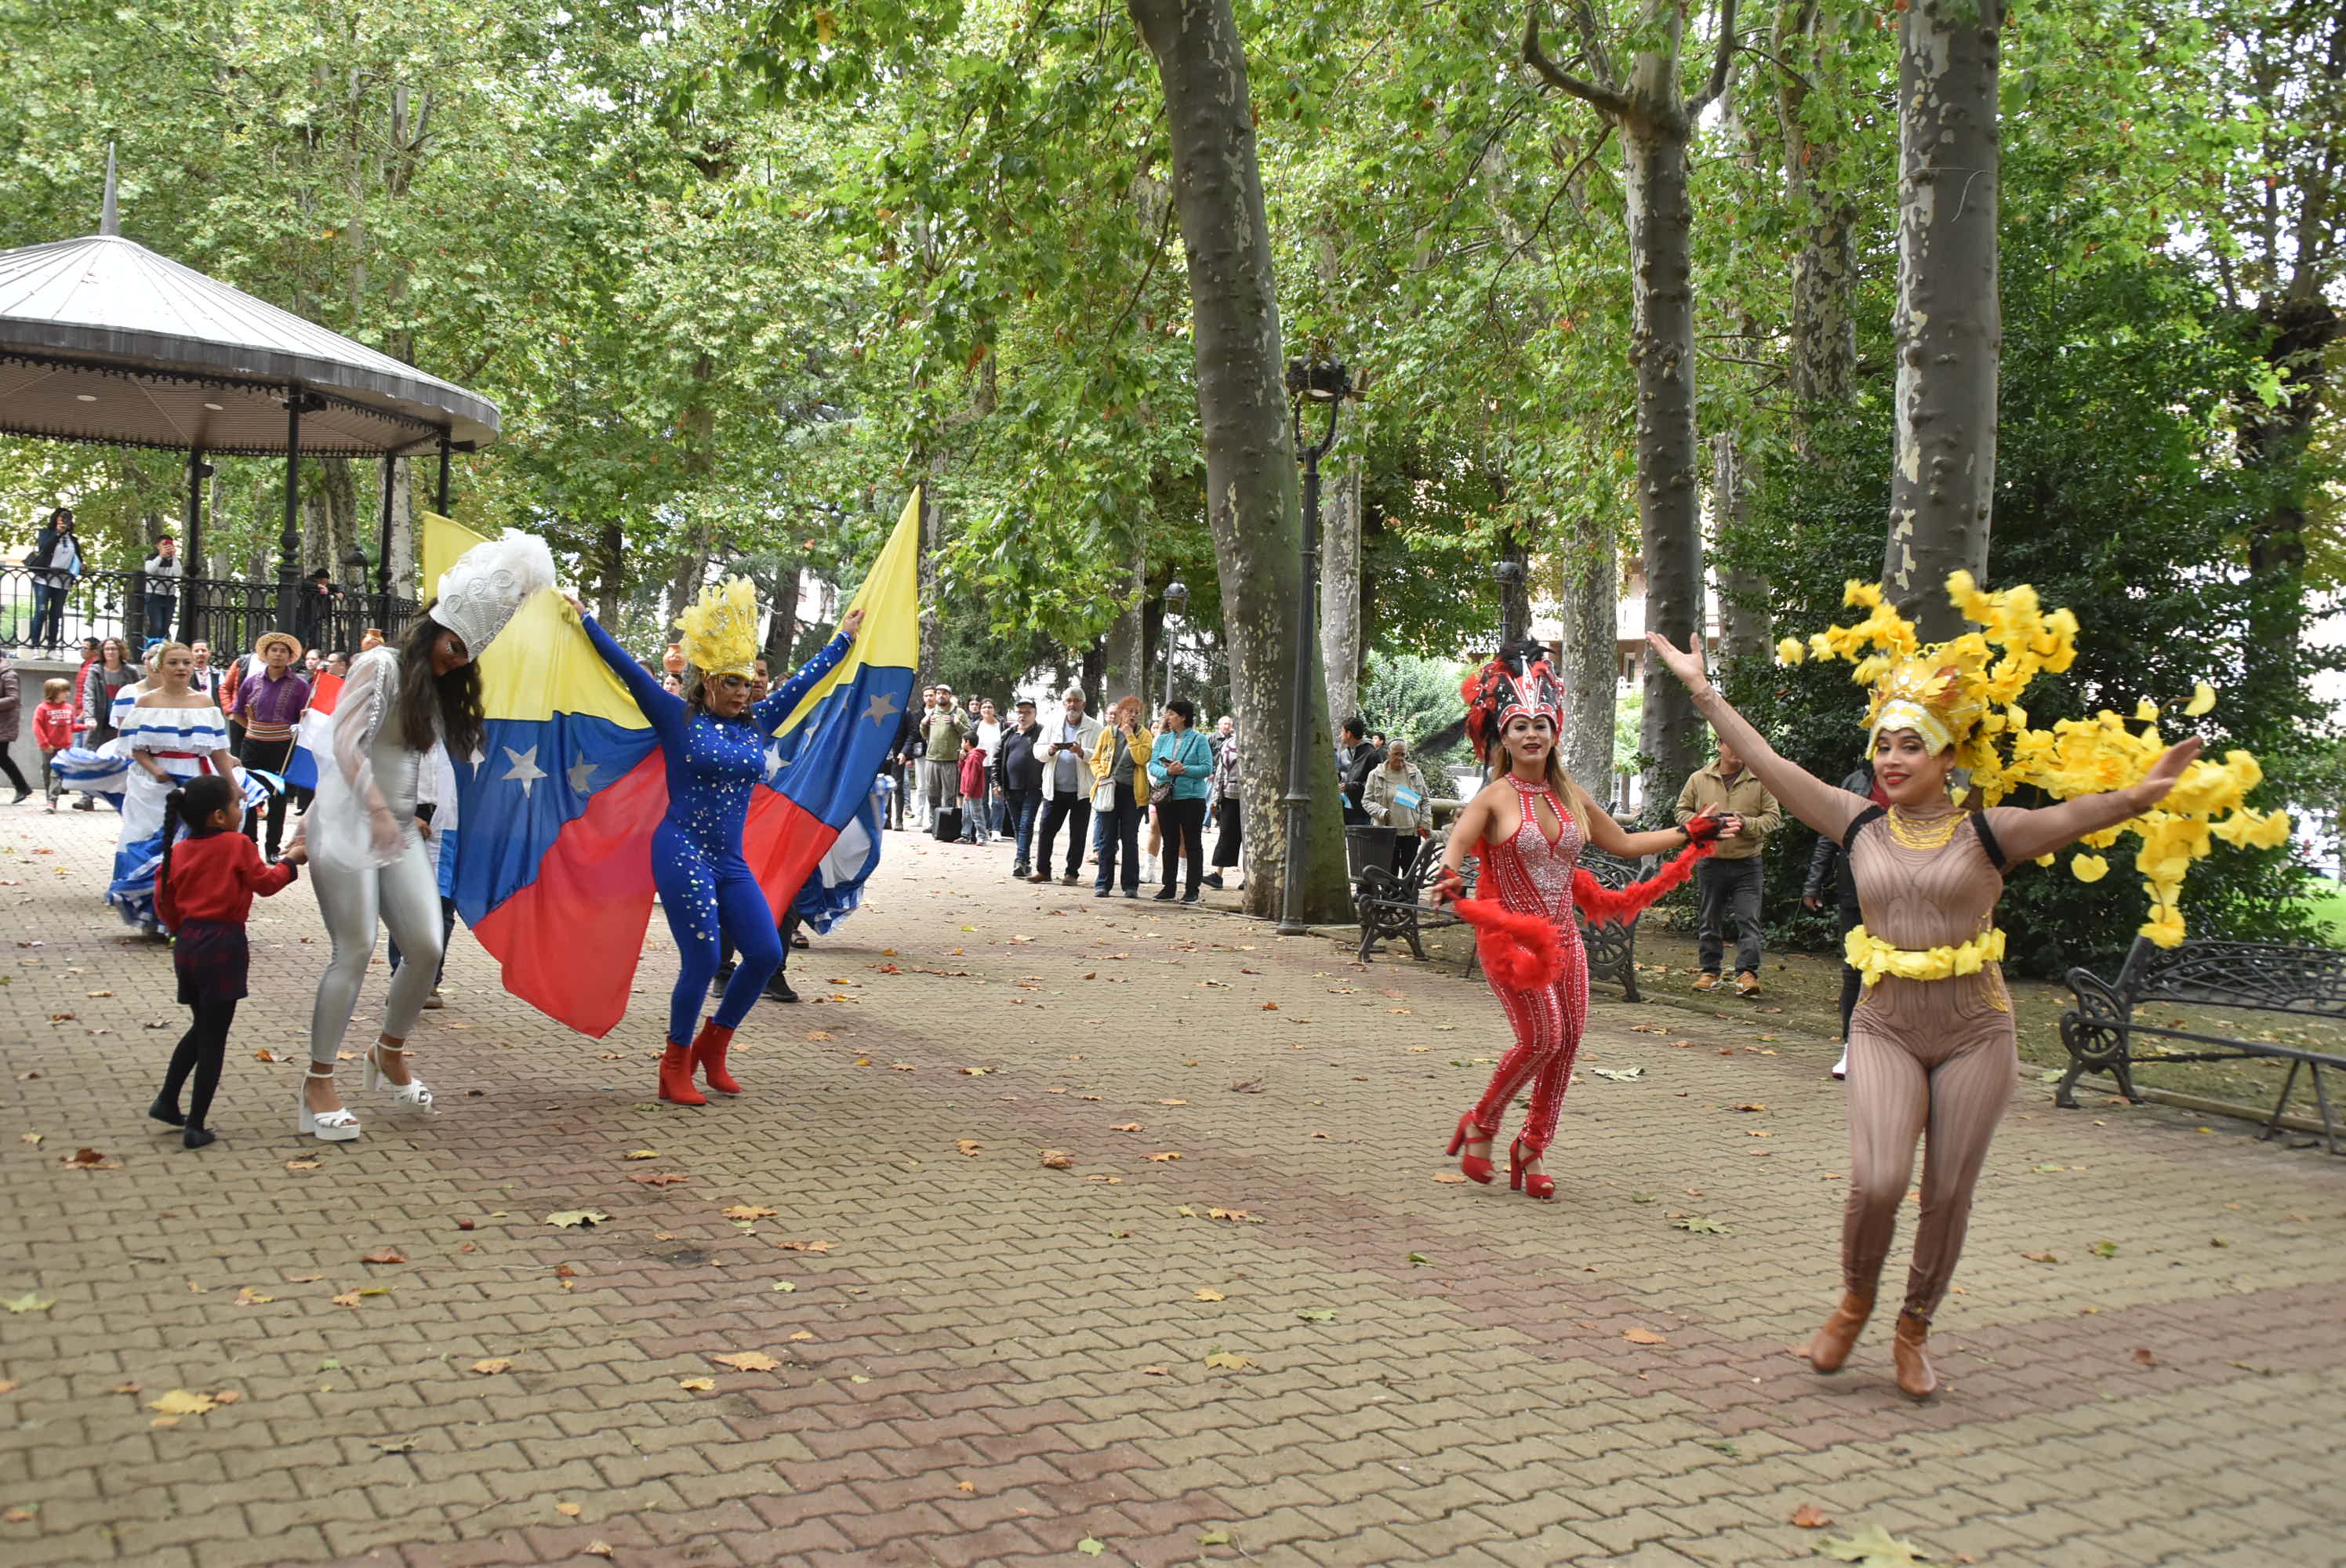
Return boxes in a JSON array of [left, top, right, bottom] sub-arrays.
[[1844, 924, 2007, 988]]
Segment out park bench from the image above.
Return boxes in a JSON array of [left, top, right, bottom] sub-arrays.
[[2057, 936, 2346, 1154], [1353, 844, 1649, 1001]]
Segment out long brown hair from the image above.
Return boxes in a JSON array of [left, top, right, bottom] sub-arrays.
[[395, 610, 483, 757]]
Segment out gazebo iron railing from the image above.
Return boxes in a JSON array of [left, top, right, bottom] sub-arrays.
[[1, 561, 418, 660]]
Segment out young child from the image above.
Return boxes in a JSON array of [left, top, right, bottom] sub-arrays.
[[32, 677, 74, 812], [147, 773, 304, 1148]]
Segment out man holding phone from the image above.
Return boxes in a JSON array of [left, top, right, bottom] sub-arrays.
[[1029, 686, 1103, 886]]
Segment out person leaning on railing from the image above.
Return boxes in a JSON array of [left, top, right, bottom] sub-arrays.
[[24, 507, 82, 652]]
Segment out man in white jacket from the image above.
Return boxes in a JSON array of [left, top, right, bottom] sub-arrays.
[[1027, 687, 1103, 887]]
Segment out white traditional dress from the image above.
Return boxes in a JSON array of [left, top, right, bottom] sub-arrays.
[[107, 696, 233, 933]]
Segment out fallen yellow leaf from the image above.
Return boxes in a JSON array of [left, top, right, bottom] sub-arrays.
[[146, 1390, 216, 1417]]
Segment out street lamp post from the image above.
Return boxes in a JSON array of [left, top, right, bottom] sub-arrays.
[[342, 544, 369, 655], [1485, 559, 1528, 786], [1161, 580, 1188, 712], [1492, 557, 1527, 647], [1278, 358, 1350, 937]]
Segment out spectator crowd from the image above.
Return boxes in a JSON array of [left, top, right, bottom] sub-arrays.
[[883, 684, 1248, 903]]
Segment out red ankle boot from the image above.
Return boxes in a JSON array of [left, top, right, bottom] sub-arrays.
[[690, 1019, 741, 1096], [1447, 1112, 1496, 1184], [658, 1039, 706, 1106]]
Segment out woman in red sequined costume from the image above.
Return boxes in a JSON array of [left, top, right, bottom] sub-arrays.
[[1434, 649, 1726, 1199]]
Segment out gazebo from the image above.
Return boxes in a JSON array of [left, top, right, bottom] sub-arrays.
[[0, 154, 499, 653]]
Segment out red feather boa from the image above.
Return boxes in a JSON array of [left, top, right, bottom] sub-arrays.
[[1452, 897, 1567, 989], [1453, 837, 1716, 988], [1573, 837, 1716, 928]]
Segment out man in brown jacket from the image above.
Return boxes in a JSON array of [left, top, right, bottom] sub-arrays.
[[1674, 735, 1781, 996]]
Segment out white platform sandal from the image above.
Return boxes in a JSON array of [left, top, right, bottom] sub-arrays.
[[365, 1042, 434, 1110], [297, 1065, 362, 1142]]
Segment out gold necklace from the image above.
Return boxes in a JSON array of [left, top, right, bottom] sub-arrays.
[[1884, 807, 1963, 851]]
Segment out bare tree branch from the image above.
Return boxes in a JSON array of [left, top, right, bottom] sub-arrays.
[[1689, 0, 1741, 118], [1522, 9, 1632, 121]]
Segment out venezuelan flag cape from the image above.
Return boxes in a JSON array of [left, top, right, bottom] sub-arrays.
[[448, 498, 921, 1037]]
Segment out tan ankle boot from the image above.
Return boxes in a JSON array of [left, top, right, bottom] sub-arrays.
[[1893, 1309, 1937, 1399], [1807, 1290, 1873, 1373]]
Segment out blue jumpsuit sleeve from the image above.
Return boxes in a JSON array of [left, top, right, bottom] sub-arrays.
[[582, 613, 685, 749], [751, 632, 853, 732]]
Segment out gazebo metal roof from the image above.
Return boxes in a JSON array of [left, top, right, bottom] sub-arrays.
[[0, 231, 499, 457]]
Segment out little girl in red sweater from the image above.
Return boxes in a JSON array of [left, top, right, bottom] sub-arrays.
[[31, 678, 74, 811], [147, 773, 304, 1148]]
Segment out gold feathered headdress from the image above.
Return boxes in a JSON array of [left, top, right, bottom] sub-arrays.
[[1778, 573, 2290, 948], [677, 576, 760, 679]]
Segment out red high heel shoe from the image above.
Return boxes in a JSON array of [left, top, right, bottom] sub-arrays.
[[1446, 1112, 1495, 1184], [1509, 1138, 1555, 1200]]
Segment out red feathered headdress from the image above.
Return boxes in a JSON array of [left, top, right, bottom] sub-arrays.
[[1461, 641, 1567, 766]]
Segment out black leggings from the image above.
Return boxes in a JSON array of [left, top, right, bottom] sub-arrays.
[[238, 736, 313, 856], [158, 1000, 238, 1130], [0, 750, 27, 796], [1159, 795, 1208, 895], [1211, 796, 1242, 868]]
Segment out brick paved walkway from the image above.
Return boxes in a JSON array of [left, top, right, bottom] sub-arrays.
[[3, 809, 2344, 1567]]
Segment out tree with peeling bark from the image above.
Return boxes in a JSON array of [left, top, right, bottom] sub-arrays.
[[1881, 0, 2005, 640], [1128, 0, 1351, 920], [1521, 0, 1740, 813]]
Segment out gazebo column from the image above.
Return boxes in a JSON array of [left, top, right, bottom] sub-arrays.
[[277, 389, 310, 632], [436, 429, 452, 514], [183, 447, 210, 644], [379, 454, 398, 628]]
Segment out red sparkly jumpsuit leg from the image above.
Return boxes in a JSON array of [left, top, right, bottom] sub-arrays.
[[1467, 928, 1589, 1150]]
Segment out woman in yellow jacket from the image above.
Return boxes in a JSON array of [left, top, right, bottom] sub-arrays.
[[1089, 695, 1152, 898]]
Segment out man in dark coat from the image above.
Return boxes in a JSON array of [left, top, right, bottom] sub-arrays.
[[995, 698, 1046, 878]]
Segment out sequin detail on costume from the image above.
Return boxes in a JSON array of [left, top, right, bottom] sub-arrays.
[[1465, 776, 1590, 1154], [580, 613, 850, 1043]]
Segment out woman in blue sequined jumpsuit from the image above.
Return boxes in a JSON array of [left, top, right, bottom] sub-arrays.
[[579, 604, 862, 1104]]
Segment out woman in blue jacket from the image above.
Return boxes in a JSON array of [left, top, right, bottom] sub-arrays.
[[1149, 698, 1216, 903]]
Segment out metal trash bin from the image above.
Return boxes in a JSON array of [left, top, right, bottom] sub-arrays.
[[1346, 825, 1398, 884]]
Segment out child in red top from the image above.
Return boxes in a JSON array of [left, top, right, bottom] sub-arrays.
[[147, 774, 304, 1148], [32, 678, 74, 811]]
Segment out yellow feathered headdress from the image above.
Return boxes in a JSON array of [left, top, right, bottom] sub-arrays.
[[1777, 573, 2290, 948], [677, 576, 760, 679]]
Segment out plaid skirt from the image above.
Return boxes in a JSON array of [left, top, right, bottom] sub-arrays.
[[173, 920, 249, 1007]]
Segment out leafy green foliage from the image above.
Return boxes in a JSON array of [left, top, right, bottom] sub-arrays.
[[1358, 652, 1465, 765], [1722, 212, 2333, 972]]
